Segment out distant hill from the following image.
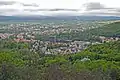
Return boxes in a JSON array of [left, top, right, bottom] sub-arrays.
[[0, 16, 120, 21], [88, 21, 120, 37]]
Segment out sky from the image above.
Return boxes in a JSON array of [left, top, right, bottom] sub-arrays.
[[0, 0, 120, 16]]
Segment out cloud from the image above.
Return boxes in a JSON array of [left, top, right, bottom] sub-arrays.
[[83, 9, 120, 16], [0, 1, 39, 7], [48, 9, 79, 11], [82, 2, 120, 16], [0, 0, 120, 16], [21, 3, 39, 7], [84, 11, 120, 16], [84, 2, 105, 10], [0, 8, 19, 16], [84, 2, 120, 12], [0, 9, 18, 12], [24, 9, 79, 12], [0, 1, 16, 6], [116, 9, 120, 12], [0, 9, 18, 15]]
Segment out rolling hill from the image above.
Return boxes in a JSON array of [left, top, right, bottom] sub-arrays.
[[89, 21, 120, 37], [0, 16, 120, 21]]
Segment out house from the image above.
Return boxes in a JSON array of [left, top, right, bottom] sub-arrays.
[[81, 57, 90, 62]]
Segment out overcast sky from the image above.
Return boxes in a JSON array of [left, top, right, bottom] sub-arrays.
[[0, 0, 120, 16]]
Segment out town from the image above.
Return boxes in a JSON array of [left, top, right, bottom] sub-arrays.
[[0, 20, 120, 54]]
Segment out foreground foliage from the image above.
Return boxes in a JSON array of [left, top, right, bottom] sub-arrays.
[[0, 40, 120, 80]]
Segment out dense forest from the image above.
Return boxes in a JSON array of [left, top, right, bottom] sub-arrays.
[[0, 39, 120, 80]]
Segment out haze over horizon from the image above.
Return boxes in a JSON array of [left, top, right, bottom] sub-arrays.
[[0, 0, 120, 16]]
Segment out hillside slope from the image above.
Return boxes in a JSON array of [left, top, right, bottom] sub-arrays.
[[89, 21, 120, 37]]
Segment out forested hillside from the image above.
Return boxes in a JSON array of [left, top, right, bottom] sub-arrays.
[[88, 21, 120, 37], [0, 40, 120, 80]]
